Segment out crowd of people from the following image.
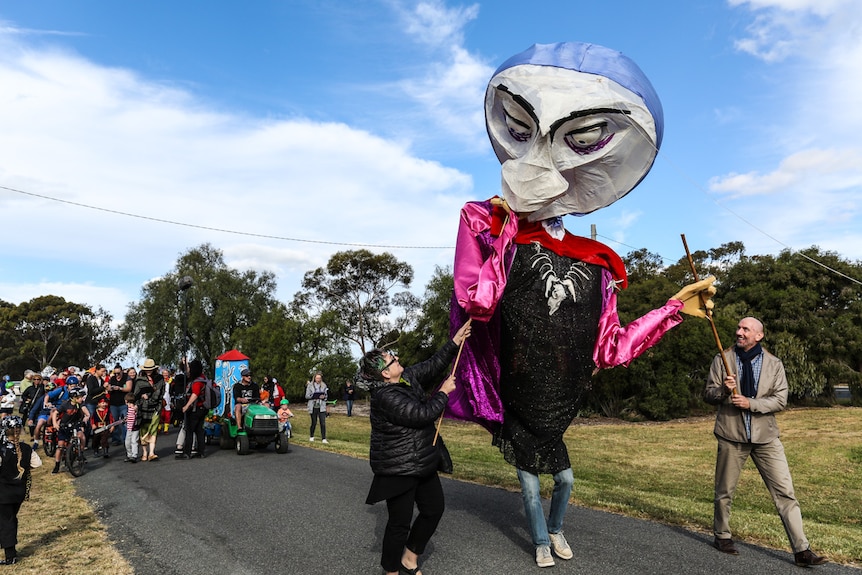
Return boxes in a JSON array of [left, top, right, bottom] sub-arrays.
[[10, 361, 189, 467], [3, 361, 329, 469]]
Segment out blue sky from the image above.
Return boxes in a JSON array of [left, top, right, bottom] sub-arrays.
[[1, 0, 861, 333]]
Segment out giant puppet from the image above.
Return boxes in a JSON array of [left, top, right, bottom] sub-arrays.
[[447, 42, 715, 565]]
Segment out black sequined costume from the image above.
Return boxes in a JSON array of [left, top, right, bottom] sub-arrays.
[[493, 242, 603, 474]]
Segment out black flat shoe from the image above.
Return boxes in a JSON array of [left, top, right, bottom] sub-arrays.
[[399, 564, 421, 575], [0, 557, 18, 565]]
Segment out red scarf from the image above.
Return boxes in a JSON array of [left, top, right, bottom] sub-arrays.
[[489, 206, 628, 288]]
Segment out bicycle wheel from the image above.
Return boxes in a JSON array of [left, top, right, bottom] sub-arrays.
[[44, 437, 56, 458], [66, 441, 85, 477]]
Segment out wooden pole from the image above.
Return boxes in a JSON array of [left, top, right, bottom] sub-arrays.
[[680, 234, 735, 391], [433, 319, 472, 445]]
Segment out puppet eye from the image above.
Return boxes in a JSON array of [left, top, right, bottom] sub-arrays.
[[562, 122, 612, 155], [502, 102, 534, 142]]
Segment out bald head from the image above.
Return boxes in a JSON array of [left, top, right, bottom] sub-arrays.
[[736, 317, 764, 351]]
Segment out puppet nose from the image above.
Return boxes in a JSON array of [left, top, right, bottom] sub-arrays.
[[501, 137, 568, 214]]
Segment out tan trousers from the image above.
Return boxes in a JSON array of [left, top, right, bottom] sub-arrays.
[[713, 436, 809, 552]]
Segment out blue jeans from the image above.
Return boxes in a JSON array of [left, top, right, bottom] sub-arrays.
[[516, 467, 573, 547], [110, 404, 128, 443]]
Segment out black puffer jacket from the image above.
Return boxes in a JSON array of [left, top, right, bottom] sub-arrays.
[[369, 340, 458, 477]]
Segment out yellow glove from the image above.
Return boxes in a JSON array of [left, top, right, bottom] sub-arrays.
[[671, 276, 717, 318]]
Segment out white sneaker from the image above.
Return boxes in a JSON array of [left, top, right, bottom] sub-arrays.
[[549, 531, 573, 560], [321, 439, 329, 444], [535, 545, 555, 568], [309, 437, 315, 442]]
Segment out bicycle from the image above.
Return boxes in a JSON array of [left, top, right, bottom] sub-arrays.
[[42, 424, 57, 458], [58, 423, 86, 477]]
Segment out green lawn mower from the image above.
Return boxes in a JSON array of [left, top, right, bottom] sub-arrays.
[[219, 401, 289, 455]]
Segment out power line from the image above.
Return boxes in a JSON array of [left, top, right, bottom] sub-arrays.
[[619, 112, 862, 288], [0, 185, 455, 250], [4, 177, 861, 287]]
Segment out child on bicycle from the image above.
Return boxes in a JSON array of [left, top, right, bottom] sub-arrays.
[[50, 389, 89, 474]]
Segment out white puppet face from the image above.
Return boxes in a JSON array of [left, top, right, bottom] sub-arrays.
[[485, 64, 659, 222]]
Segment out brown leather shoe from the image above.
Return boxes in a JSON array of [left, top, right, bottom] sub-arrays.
[[714, 537, 739, 555], [794, 549, 828, 567]]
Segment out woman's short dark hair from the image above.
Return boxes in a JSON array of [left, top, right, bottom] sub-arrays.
[[359, 349, 387, 382]]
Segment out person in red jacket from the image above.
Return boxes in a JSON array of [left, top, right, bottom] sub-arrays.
[[89, 398, 114, 458], [176, 360, 208, 460]]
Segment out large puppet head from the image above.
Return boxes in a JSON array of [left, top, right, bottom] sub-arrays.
[[485, 42, 663, 222]]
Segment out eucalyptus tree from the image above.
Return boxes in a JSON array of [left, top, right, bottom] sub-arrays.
[[395, 265, 454, 369], [0, 295, 119, 374], [121, 243, 278, 368], [298, 249, 415, 356]]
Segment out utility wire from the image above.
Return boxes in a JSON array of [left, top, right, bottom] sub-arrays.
[[620, 111, 862, 288], [4, 150, 861, 287], [0, 185, 455, 250]]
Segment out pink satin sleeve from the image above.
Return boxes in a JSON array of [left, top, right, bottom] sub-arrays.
[[453, 202, 519, 322], [593, 275, 685, 369]]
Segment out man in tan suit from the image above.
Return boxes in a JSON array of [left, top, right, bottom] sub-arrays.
[[704, 317, 827, 567]]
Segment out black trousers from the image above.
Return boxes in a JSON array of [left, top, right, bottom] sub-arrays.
[[381, 473, 444, 573], [0, 502, 22, 551], [182, 408, 206, 456], [310, 408, 326, 439]]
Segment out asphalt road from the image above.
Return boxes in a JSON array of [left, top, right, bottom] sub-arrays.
[[74, 431, 858, 575]]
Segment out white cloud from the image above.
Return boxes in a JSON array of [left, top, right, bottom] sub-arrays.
[[729, 0, 861, 61], [0, 24, 473, 323], [711, 1, 862, 261], [395, 1, 494, 151], [710, 149, 862, 198], [728, 0, 852, 17], [401, 1, 480, 48], [0, 281, 132, 320]]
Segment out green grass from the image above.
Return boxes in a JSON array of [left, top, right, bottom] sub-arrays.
[[15, 461, 134, 575], [303, 403, 862, 566], [18, 404, 862, 568]]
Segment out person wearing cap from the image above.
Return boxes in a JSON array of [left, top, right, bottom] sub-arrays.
[[50, 389, 89, 474], [27, 375, 58, 451], [133, 359, 165, 462], [232, 369, 260, 431], [0, 416, 42, 565], [276, 399, 294, 437]]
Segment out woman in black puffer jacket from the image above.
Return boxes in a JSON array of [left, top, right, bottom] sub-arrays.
[[358, 321, 471, 575]]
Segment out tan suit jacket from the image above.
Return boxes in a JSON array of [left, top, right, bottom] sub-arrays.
[[703, 348, 787, 444]]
